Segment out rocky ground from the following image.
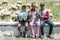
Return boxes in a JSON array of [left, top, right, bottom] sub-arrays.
[[0, 36, 60, 40], [0, 26, 60, 40]]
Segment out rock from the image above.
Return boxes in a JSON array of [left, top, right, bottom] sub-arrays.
[[0, 8, 12, 16], [0, 8, 13, 22], [16, 4, 20, 7], [15, 4, 22, 10], [3, 31, 14, 37], [2, 0, 8, 4], [14, 10, 20, 15], [12, 14, 17, 18], [0, 31, 4, 36], [54, 33, 60, 39], [2, 17, 13, 22], [0, 2, 2, 6], [16, 1, 22, 5], [11, 14, 17, 21], [26, 4, 31, 8], [0, 8, 8, 16], [2, 11, 11, 16], [0, 7, 3, 10], [10, 4, 18, 10]]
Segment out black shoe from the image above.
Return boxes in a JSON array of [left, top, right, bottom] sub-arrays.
[[22, 32, 25, 38], [40, 36, 44, 39], [15, 34, 21, 38], [46, 35, 54, 39]]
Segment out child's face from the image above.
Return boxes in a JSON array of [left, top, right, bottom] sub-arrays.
[[22, 7, 26, 11], [31, 3, 36, 9], [40, 6, 45, 10]]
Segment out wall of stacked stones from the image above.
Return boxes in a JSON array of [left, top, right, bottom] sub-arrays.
[[0, 0, 53, 22]]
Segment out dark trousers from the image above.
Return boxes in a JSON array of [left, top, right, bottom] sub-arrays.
[[40, 19, 54, 36]]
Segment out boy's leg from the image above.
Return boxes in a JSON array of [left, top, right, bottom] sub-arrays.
[[46, 19, 54, 35], [21, 22, 26, 37], [35, 20, 40, 37], [17, 22, 25, 37], [18, 23, 21, 34], [24, 22, 28, 37], [40, 20, 45, 39], [46, 19, 54, 39], [16, 22, 21, 37], [40, 20, 45, 36], [29, 20, 35, 38]]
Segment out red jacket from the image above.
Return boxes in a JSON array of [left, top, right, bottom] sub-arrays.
[[28, 8, 37, 12], [44, 11, 50, 19]]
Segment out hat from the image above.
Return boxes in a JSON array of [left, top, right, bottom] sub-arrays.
[[40, 1, 45, 6]]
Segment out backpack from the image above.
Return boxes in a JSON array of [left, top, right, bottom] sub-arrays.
[[18, 11, 28, 21]]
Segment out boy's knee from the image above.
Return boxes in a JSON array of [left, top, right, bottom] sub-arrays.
[[29, 22, 33, 26], [36, 21, 40, 25], [49, 22, 54, 27], [40, 23, 44, 26], [18, 23, 21, 27]]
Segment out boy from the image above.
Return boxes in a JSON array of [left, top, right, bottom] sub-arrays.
[[39, 1, 54, 39], [16, 5, 29, 37], [28, 2, 40, 38]]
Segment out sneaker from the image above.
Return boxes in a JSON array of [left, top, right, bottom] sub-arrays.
[[31, 35, 35, 38], [15, 34, 21, 38], [46, 35, 54, 39], [35, 35, 39, 39], [22, 32, 26, 38], [40, 36, 44, 39]]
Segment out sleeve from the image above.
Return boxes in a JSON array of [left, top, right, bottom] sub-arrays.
[[44, 11, 50, 19]]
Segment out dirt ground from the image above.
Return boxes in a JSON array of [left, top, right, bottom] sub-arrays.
[[0, 36, 60, 40]]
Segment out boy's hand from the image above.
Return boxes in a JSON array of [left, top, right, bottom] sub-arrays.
[[40, 15, 44, 18]]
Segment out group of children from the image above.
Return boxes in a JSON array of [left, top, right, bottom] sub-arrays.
[[16, 1, 54, 39]]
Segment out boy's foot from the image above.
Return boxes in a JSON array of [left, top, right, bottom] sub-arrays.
[[15, 34, 21, 38], [31, 35, 35, 38], [40, 36, 44, 39], [36, 36, 39, 39], [22, 32, 25, 38], [35, 35, 39, 39], [46, 35, 54, 39]]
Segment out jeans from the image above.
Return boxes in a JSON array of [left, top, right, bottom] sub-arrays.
[[40, 19, 54, 36]]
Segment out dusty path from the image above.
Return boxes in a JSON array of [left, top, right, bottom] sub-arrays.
[[0, 36, 60, 40]]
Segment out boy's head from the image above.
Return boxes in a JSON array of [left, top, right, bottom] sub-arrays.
[[40, 1, 45, 10], [22, 5, 26, 11], [31, 2, 36, 9]]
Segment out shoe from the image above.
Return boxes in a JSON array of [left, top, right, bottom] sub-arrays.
[[35, 35, 39, 39], [22, 32, 26, 38], [40, 36, 44, 39], [15, 34, 21, 38], [46, 35, 54, 39], [31, 36, 35, 38]]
